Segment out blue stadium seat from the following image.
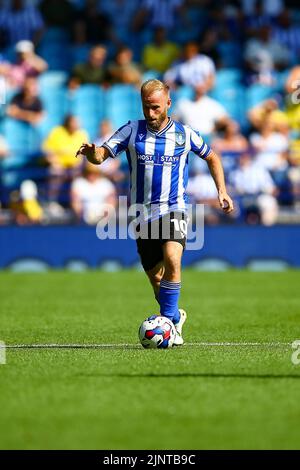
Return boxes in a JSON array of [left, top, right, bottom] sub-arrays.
[[3, 118, 41, 153], [39, 87, 69, 125], [217, 43, 243, 68], [105, 85, 142, 129], [38, 43, 72, 71], [68, 85, 106, 139], [215, 69, 243, 87], [211, 84, 246, 125], [38, 71, 68, 90], [245, 83, 276, 110], [71, 45, 91, 67]]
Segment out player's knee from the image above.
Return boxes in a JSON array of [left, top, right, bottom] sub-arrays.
[[148, 272, 162, 288]]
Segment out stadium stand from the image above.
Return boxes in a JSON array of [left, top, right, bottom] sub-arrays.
[[1, 0, 300, 225]]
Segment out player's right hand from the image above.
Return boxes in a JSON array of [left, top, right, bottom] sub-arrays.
[[75, 143, 96, 161]]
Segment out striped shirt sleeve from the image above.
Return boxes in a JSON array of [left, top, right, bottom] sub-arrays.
[[102, 122, 133, 158], [190, 128, 211, 159]]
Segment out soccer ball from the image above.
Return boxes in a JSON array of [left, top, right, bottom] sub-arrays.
[[138, 315, 176, 349]]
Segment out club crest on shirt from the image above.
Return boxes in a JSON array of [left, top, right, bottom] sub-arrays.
[[175, 132, 185, 146]]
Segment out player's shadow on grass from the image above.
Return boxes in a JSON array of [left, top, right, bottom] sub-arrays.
[[81, 372, 300, 380]]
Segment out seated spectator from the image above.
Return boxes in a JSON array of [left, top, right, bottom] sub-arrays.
[[212, 120, 249, 174], [40, 0, 75, 30], [187, 168, 225, 225], [0, 40, 48, 89], [10, 180, 43, 225], [272, 9, 300, 61], [0, 134, 9, 159], [244, 0, 275, 34], [43, 115, 88, 171], [69, 45, 107, 89], [174, 83, 228, 137], [43, 115, 89, 202], [230, 152, 278, 225], [106, 47, 142, 87], [133, 0, 184, 32], [73, 0, 115, 46], [142, 27, 179, 75], [244, 24, 290, 85], [284, 66, 300, 132], [248, 98, 289, 132], [241, 0, 284, 17], [0, 0, 44, 47], [250, 117, 289, 171], [94, 120, 125, 183], [164, 41, 215, 91], [6, 77, 44, 125], [198, 28, 221, 68], [71, 162, 117, 225]]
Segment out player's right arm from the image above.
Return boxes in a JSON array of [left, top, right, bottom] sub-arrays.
[[75, 144, 110, 165]]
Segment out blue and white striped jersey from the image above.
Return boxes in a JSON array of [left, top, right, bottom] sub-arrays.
[[103, 118, 211, 221]]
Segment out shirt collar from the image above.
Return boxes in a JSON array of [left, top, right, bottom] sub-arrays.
[[146, 118, 173, 136]]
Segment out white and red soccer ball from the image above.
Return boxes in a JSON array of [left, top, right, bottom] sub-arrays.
[[139, 315, 176, 349]]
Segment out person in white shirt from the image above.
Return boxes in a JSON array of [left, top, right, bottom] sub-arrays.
[[250, 117, 289, 171], [164, 41, 215, 91], [174, 83, 228, 136], [71, 162, 117, 225], [230, 152, 278, 225]]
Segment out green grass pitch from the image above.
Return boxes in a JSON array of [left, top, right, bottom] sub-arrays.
[[0, 270, 300, 450]]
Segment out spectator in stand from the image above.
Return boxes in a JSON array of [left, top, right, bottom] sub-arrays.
[[248, 98, 289, 132], [69, 45, 107, 89], [164, 41, 215, 91], [0, 40, 48, 89], [241, 0, 284, 17], [187, 168, 225, 225], [94, 120, 125, 184], [10, 180, 43, 225], [39, 0, 75, 31], [97, 0, 137, 45], [212, 119, 249, 175], [244, 24, 290, 85], [285, 66, 300, 132], [71, 162, 117, 225], [174, 83, 228, 137], [106, 46, 142, 87], [0, 0, 44, 47], [272, 8, 300, 60], [244, 0, 275, 34], [6, 76, 44, 125], [230, 152, 278, 225], [73, 0, 115, 46], [142, 27, 179, 75], [198, 28, 221, 69], [250, 116, 289, 172], [43, 115, 89, 202], [133, 0, 184, 32]]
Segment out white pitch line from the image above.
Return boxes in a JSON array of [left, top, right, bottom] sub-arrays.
[[1, 342, 291, 349]]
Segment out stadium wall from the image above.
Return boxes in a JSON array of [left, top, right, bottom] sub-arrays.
[[0, 226, 300, 271]]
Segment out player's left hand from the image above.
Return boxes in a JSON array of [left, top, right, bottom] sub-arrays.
[[218, 191, 234, 214]]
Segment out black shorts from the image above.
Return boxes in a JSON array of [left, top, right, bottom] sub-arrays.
[[136, 211, 188, 272]]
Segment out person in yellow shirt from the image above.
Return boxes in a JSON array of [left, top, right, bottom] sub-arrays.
[[43, 115, 89, 202], [43, 115, 89, 169], [142, 27, 179, 75]]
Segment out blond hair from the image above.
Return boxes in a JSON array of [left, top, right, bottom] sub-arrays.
[[141, 79, 169, 97]]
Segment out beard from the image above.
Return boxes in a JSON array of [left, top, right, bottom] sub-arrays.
[[147, 110, 168, 131]]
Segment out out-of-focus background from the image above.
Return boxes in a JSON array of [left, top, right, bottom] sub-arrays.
[[0, 0, 300, 270]]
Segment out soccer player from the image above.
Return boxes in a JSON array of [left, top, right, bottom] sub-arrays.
[[76, 79, 233, 345]]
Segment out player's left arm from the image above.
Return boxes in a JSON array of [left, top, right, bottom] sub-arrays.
[[205, 150, 234, 214]]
